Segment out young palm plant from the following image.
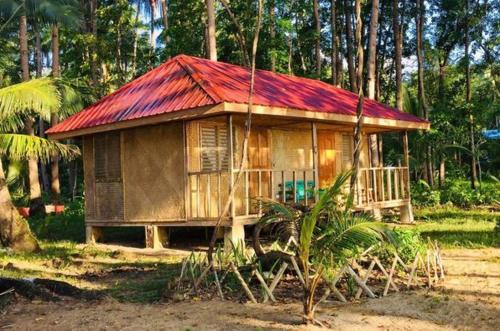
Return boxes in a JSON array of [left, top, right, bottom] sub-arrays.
[[0, 78, 79, 252], [257, 172, 391, 324]]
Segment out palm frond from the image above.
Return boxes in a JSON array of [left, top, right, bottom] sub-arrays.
[[0, 78, 61, 124], [0, 133, 80, 163]]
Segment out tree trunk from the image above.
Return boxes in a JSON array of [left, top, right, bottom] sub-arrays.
[[392, 0, 403, 110], [313, 0, 321, 78], [465, 0, 477, 189], [367, 0, 380, 168], [330, 0, 337, 85], [160, 0, 169, 46], [20, 14, 44, 216], [0, 160, 40, 252], [269, 0, 276, 72], [51, 24, 62, 204], [206, 0, 217, 61], [344, 0, 357, 92], [350, 0, 364, 190], [131, 3, 140, 76], [149, 0, 157, 66], [367, 0, 379, 99], [90, 0, 98, 86], [439, 156, 445, 187], [19, 15, 29, 82]]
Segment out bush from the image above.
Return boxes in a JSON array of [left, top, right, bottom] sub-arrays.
[[28, 199, 85, 243], [411, 180, 441, 207], [412, 178, 500, 208], [374, 228, 427, 264], [440, 179, 500, 207]]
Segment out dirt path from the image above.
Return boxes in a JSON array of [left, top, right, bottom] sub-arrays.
[[1, 248, 499, 330]]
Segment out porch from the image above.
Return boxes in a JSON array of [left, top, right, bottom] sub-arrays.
[[185, 114, 413, 224]]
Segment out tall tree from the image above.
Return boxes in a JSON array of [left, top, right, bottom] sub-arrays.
[[330, 0, 337, 85], [19, 6, 44, 216], [416, 0, 433, 186], [206, 0, 217, 61], [50, 23, 61, 204], [464, 0, 477, 189], [344, 0, 357, 92], [160, 0, 169, 46], [392, 0, 403, 110], [313, 0, 321, 77], [367, 0, 380, 168], [269, 0, 276, 72], [350, 0, 364, 190]]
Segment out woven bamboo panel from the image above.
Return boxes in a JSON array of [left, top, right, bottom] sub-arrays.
[[186, 120, 200, 172], [83, 136, 95, 218], [95, 181, 124, 220], [271, 129, 313, 170], [123, 122, 185, 220]]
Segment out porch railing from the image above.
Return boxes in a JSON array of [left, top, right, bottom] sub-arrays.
[[353, 166, 410, 207], [187, 166, 409, 219]]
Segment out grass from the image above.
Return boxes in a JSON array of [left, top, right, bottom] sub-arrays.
[[412, 206, 499, 248], [1, 203, 498, 303]]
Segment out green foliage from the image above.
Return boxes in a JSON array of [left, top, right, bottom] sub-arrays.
[[412, 179, 500, 208], [374, 228, 427, 264], [28, 199, 85, 242], [411, 180, 441, 207]]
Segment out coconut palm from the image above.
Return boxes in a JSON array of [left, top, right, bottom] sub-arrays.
[[257, 172, 391, 324], [0, 78, 79, 252]]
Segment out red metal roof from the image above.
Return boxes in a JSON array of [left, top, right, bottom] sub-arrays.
[[47, 54, 427, 135]]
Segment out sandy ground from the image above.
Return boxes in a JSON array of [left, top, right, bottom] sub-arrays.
[[1, 248, 499, 331]]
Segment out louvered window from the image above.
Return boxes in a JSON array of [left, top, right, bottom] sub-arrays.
[[200, 124, 228, 171], [94, 132, 122, 182], [342, 134, 353, 170]]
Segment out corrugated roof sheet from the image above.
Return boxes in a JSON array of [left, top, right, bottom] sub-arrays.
[[47, 54, 427, 135]]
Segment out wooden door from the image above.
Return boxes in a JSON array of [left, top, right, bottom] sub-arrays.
[[318, 131, 337, 189], [248, 128, 271, 209]]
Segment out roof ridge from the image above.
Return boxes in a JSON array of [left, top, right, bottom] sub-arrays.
[[175, 55, 224, 104]]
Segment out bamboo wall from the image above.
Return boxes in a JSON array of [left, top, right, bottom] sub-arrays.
[[83, 122, 185, 223]]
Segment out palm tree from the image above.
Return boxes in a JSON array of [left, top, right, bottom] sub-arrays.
[[257, 172, 390, 324], [0, 78, 79, 252]]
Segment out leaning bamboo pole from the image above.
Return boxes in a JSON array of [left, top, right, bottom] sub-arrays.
[[207, 0, 264, 264]]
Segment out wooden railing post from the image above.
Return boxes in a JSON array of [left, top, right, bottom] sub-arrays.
[[312, 122, 319, 201], [227, 115, 235, 220]]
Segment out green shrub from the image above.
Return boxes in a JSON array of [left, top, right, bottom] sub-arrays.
[[411, 180, 441, 207], [28, 199, 85, 243], [374, 228, 427, 264], [440, 180, 500, 207]]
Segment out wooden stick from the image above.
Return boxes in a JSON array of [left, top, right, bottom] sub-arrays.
[[177, 258, 188, 289], [426, 251, 432, 288], [322, 267, 348, 303], [395, 253, 410, 272], [347, 266, 376, 298], [355, 260, 376, 299], [312, 287, 331, 313], [255, 270, 276, 303], [230, 262, 257, 303], [407, 252, 420, 288], [188, 261, 198, 294], [213, 268, 224, 300], [373, 257, 398, 292], [194, 262, 213, 290], [263, 262, 288, 303], [290, 256, 305, 286], [383, 256, 398, 296]]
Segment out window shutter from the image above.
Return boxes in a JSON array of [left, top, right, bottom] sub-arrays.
[[342, 134, 353, 170], [200, 124, 228, 171]]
